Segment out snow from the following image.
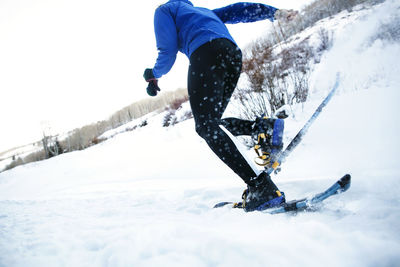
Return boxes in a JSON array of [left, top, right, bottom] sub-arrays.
[[1, 1, 400, 266]]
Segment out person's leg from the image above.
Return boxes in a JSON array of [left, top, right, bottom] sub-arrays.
[[188, 39, 257, 184], [220, 118, 254, 136]]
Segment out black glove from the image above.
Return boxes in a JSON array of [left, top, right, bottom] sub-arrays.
[[143, 68, 160, 97], [146, 80, 160, 96]]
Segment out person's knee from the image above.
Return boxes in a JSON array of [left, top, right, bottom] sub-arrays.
[[195, 122, 220, 141], [195, 123, 210, 139]]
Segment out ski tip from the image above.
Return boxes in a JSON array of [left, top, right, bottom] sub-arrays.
[[213, 202, 233, 208], [338, 174, 351, 191]]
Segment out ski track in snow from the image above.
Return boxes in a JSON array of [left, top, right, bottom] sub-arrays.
[[1, 1, 400, 266]]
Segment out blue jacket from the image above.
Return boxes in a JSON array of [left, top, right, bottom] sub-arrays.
[[152, 0, 278, 78]]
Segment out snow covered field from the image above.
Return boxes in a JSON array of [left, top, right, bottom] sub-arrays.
[[1, 1, 400, 266]]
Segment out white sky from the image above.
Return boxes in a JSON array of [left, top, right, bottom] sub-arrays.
[[0, 0, 313, 152]]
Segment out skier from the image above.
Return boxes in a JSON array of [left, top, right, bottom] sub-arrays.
[[143, 0, 297, 212]]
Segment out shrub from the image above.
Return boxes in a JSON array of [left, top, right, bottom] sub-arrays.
[[369, 14, 400, 43], [236, 38, 314, 120], [163, 94, 190, 127], [233, 0, 379, 120], [3, 157, 24, 172]]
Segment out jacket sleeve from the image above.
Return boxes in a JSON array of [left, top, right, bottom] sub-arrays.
[[152, 6, 179, 79], [212, 2, 278, 24]]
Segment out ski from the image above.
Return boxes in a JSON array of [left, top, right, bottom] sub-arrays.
[[266, 73, 341, 175], [213, 174, 351, 213], [214, 74, 345, 212]]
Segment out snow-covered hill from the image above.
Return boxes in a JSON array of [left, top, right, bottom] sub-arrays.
[[1, 1, 400, 266]]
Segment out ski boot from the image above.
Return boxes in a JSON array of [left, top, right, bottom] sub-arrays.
[[252, 116, 285, 169], [241, 172, 285, 212]]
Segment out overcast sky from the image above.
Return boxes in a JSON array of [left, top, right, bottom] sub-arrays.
[[0, 0, 313, 152]]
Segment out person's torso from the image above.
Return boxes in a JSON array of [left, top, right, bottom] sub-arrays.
[[161, 0, 235, 57]]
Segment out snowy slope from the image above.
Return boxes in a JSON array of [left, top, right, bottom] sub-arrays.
[[1, 1, 400, 267]]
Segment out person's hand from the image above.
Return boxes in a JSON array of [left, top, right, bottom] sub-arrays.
[[274, 9, 298, 22], [146, 80, 160, 97], [143, 68, 160, 97]]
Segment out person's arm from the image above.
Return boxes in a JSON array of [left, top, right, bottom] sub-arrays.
[[212, 2, 278, 24], [152, 6, 179, 79]]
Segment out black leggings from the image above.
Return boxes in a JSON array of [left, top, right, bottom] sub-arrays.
[[188, 38, 257, 184]]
